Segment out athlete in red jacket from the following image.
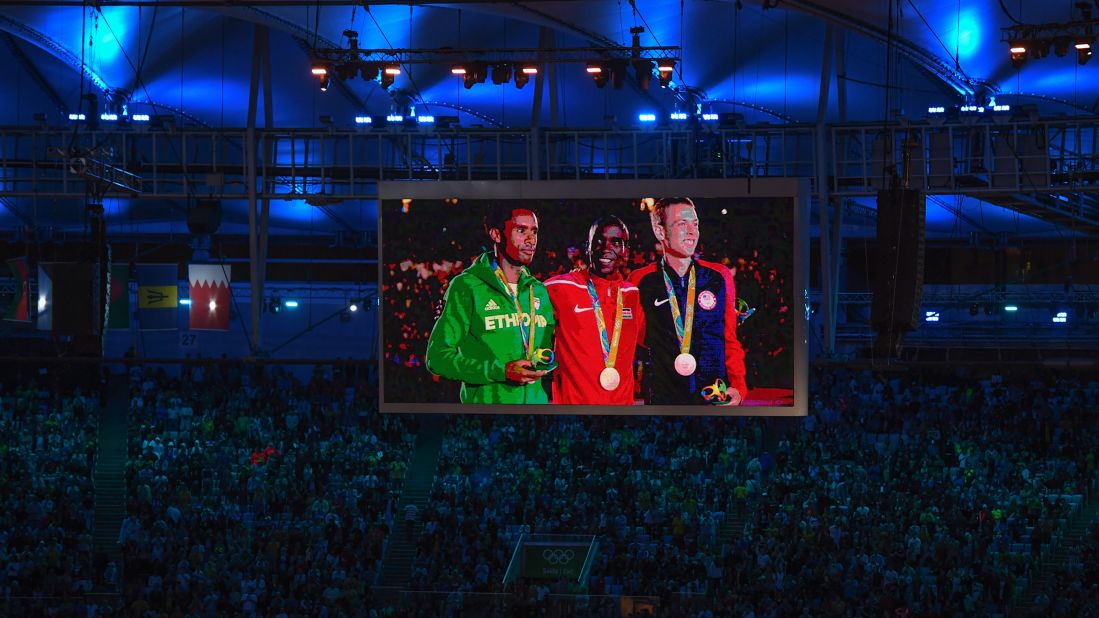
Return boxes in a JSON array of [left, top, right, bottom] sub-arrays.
[[545, 216, 644, 405]]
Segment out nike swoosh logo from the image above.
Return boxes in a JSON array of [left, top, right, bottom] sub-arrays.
[[573, 305, 594, 313], [654, 298, 671, 307]]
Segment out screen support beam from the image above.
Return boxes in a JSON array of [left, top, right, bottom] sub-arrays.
[[246, 24, 274, 354], [816, 24, 837, 355]]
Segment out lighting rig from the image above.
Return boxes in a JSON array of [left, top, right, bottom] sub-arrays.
[[310, 28, 680, 92], [46, 146, 142, 195], [1001, 7, 1097, 68]]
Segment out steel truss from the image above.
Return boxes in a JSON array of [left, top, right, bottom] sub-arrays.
[[2, 117, 1096, 208]]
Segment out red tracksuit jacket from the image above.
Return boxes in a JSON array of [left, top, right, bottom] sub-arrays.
[[545, 270, 644, 405]]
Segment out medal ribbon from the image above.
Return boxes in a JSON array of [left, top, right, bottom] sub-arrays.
[[494, 263, 537, 360], [661, 261, 696, 355], [585, 278, 623, 369]]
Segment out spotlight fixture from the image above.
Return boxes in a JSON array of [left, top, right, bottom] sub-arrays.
[[312, 63, 332, 91], [491, 63, 513, 85], [609, 59, 628, 89], [452, 62, 487, 88], [1009, 40, 1028, 68], [314, 62, 334, 91], [632, 59, 654, 90], [656, 58, 675, 87], [380, 64, 400, 89], [1031, 38, 1052, 58], [1077, 36, 1094, 64], [587, 63, 609, 88], [335, 63, 358, 81], [361, 63, 381, 81], [462, 62, 488, 89], [1054, 35, 1072, 57], [514, 64, 537, 89]]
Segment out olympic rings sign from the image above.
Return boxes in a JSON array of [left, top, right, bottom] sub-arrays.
[[542, 548, 576, 565]]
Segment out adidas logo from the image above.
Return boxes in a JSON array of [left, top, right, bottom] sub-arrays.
[[484, 299, 501, 311]]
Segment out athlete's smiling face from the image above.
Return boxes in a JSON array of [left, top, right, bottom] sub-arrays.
[[588, 222, 629, 278], [659, 202, 699, 259], [491, 209, 539, 267]]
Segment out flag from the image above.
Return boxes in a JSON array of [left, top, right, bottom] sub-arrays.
[[36, 263, 52, 331], [107, 265, 130, 329], [4, 257, 30, 323], [189, 264, 231, 331], [136, 264, 178, 331]]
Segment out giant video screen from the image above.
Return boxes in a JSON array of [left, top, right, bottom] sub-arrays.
[[379, 179, 808, 415]]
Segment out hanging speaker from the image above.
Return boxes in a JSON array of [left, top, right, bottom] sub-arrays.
[[871, 187, 926, 333], [187, 199, 222, 236]]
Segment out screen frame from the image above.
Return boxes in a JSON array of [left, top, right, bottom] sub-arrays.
[[378, 178, 809, 416]]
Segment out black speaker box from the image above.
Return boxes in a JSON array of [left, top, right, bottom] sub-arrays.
[[872, 188, 926, 332], [188, 199, 222, 236]]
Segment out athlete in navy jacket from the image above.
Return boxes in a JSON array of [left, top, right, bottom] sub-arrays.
[[629, 197, 747, 405]]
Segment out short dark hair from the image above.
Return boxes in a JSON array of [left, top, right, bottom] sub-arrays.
[[650, 196, 696, 230], [587, 215, 630, 248], [483, 201, 536, 238]]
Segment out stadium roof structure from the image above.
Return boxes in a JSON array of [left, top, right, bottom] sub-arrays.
[[0, 0, 1095, 241]]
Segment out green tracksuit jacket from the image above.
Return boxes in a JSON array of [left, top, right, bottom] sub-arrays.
[[425, 252, 555, 404]]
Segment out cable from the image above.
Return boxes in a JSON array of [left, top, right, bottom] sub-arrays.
[[68, 3, 90, 154], [955, 0, 961, 72], [783, 11, 789, 119], [312, 1, 321, 49], [94, 9, 205, 212], [628, 0, 685, 85], [904, 0, 957, 70], [733, 1, 739, 105], [999, 0, 1025, 25], [679, 0, 685, 82], [220, 9, 225, 127], [133, 4, 159, 95], [881, 0, 905, 362]]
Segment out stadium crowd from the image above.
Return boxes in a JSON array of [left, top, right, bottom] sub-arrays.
[[409, 414, 756, 599], [1040, 519, 1099, 616], [2, 361, 1099, 617], [396, 368, 1099, 617], [0, 382, 101, 615], [120, 362, 414, 617]]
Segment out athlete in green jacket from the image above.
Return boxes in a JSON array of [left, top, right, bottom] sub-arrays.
[[425, 206, 555, 404]]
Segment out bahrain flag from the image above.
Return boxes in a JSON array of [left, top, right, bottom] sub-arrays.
[[188, 264, 231, 331]]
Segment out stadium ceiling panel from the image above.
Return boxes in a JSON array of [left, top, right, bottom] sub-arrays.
[[0, 0, 1094, 240]]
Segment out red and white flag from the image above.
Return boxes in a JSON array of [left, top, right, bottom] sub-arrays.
[[188, 264, 231, 330]]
